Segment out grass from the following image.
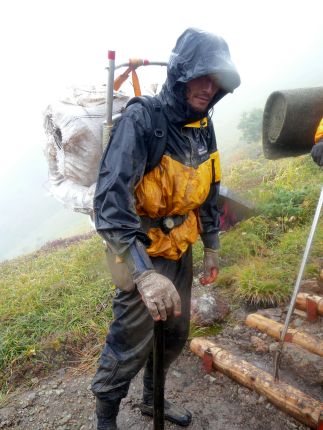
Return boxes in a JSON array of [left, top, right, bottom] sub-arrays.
[[233, 222, 323, 306], [0, 235, 112, 396], [216, 153, 322, 306], [189, 323, 222, 339], [0, 152, 322, 399]]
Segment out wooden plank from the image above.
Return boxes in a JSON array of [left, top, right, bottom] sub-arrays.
[[190, 337, 323, 429], [245, 313, 323, 357]]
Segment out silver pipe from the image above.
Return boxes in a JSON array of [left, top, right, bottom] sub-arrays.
[[102, 51, 116, 149], [102, 59, 167, 149], [106, 51, 116, 127], [114, 61, 168, 70]]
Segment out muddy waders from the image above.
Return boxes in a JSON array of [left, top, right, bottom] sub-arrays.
[[91, 249, 193, 429]]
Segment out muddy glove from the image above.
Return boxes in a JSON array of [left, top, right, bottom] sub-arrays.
[[135, 270, 181, 321], [311, 140, 323, 166], [200, 248, 219, 285]]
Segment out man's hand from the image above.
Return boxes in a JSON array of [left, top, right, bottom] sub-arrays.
[[135, 271, 181, 321], [200, 248, 219, 285], [311, 140, 323, 166]]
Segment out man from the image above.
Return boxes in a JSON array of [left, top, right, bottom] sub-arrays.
[[311, 118, 323, 166], [92, 28, 240, 429]]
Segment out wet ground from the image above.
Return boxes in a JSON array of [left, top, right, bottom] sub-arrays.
[[0, 346, 318, 430], [1, 278, 322, 430]]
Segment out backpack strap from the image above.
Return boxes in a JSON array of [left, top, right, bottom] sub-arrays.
[[126, 95, 167, 174]]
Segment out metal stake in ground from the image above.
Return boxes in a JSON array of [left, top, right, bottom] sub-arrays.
[[273, 186, 323, 381], [153, 320, 165, 430]]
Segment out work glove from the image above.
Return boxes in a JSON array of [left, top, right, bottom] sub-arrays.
[[200, 248, 219, 285], [311, 140, 323, 166], [135, 270, 181, 321]]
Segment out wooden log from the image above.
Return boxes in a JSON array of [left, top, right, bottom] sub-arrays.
[[245, 313, 323, 357], [296, 292, 323, 315], [190, 337, 323, 429], [262, 87, 323, 159]]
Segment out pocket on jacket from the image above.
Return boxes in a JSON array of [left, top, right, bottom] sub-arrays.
[[105, 248, 135, 292]]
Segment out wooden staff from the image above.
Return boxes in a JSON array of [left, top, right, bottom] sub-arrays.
[[154, 320, 165, 430]]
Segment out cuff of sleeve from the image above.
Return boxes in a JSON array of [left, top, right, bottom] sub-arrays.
[[123, 240, 154, 278], [200, 233, 220, 250]]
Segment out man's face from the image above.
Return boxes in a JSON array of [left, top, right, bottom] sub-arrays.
[[185, 75, 220, 112]]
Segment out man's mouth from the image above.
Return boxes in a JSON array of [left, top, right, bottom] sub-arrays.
[[195, 95, 210, 103]]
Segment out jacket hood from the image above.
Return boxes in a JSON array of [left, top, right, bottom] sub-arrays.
[[157, 28, 241, 124]]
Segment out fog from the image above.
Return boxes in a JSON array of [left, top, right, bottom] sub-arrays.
[[1, 0, 322, 260]]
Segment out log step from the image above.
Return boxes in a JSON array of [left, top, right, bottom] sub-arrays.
[[245, 313, 323, 357], [296, 292, 323, 317], [190, 337, 323, 429]]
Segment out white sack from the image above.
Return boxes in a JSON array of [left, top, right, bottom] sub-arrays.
[[43, 86, 129, 214]]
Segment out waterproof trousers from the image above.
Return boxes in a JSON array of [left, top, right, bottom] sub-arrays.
[[91, 247, 193, 403]]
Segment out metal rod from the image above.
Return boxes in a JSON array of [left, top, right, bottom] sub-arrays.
[[153, 320, 165, 430], [273, 186, 323, 380], [102, 50, 116, 148], [115, 61, 168, 70], [106, 50, 116, 126]]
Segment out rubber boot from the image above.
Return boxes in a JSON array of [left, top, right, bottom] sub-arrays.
[[140, 365, 192, 427], [95, 398, 120, 430], [139, 397, 192, 427]]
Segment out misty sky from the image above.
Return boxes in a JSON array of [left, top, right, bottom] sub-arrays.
[[0, 0, 322, 260], [1, 0, 323, 180]]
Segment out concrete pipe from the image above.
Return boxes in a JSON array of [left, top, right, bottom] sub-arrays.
[[262, 87, 323, 159]]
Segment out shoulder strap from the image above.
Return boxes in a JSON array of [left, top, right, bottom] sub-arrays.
[[126, 95, 167, 174]]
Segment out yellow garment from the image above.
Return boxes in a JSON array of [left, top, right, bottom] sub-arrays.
[[183, 117, 208, 128], [314, 118, 323, 143], [135, 151, 220, 260]]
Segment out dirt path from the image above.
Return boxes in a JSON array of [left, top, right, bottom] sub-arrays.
[[1, 316, 321, 429], [0, 347, 314, 430], [1, 278, 322, 430]]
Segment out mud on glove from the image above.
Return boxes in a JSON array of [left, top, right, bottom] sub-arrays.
[[200, 248, 219, 285], [311, 140, 323, 167], [134, 270, 181, 321]]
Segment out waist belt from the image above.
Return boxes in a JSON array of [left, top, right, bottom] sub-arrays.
[[140, 214, 188, 234]]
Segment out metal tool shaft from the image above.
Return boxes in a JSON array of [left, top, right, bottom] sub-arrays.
[[153, 320, 165, 430], [273, 186, 323, 380], [102, 50, 116, 148]]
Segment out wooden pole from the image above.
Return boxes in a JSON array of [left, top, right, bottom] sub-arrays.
[[262, 87, 323, 159], [190, 338, 323, 429], [296, 293, 323, 315], [245, 313, 323, 357], [153, 320, 165, 430]]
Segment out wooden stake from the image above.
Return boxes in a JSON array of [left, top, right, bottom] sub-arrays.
[[296, 293, 323, 315], [245, 313, 323, 357], [190, 338, 323, 429]]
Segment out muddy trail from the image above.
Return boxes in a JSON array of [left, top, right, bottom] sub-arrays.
[[1, 278, 322, 430]]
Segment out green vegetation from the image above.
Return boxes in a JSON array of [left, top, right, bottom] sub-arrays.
[[189, 323, 222, 339], [0, 152, 322, 399], [238, 108, 263, 144], [0, 235, 112, 396], [219, 154, 322, 306]]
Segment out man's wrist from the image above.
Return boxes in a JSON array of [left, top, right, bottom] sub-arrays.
[[133, 269, 156, 284], [200, 232, 220, 250], [204, 247, 218, 254], [123, 240, 154, 278]]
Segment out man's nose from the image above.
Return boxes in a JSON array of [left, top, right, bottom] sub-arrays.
[[202, 79, 216, 94]]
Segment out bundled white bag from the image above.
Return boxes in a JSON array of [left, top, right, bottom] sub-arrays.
[[43, 86, 128, 214]]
